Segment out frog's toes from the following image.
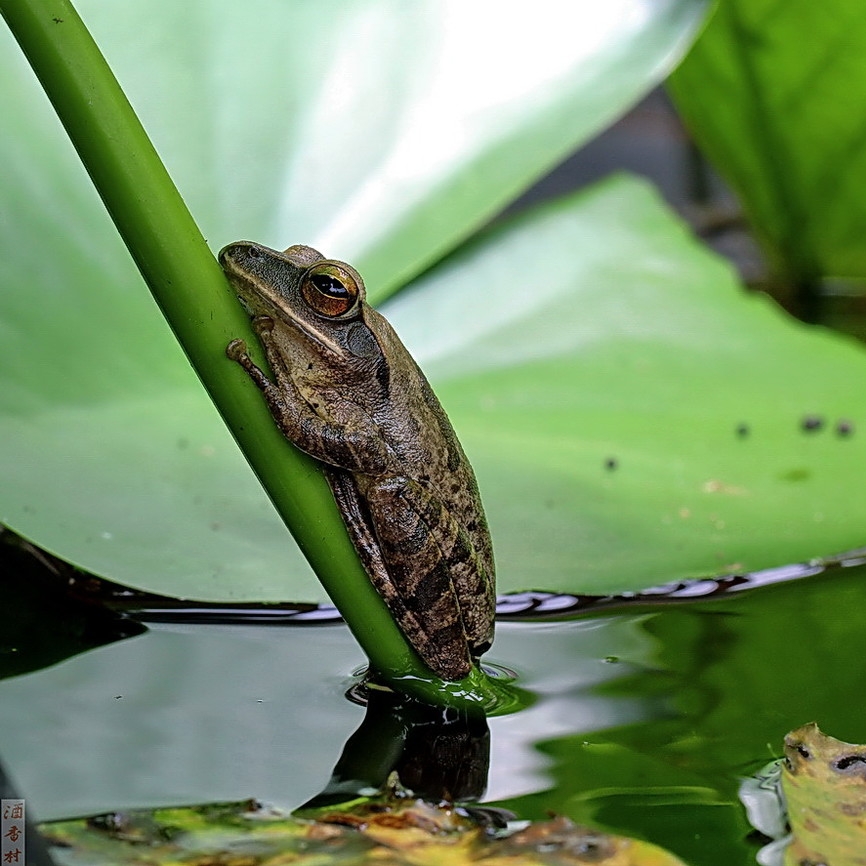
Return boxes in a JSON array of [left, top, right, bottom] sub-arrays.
[[251, 315, 274, 335], [226, 339, 248, 361]]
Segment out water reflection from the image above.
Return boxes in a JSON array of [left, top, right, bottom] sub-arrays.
[[491, 566, 866, 864], [302, 687, 491, 809], [4, 534, 866, 864], [0, 540, 144, 681]]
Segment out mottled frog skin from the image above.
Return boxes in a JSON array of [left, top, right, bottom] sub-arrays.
[[220, 241, 495, 680]]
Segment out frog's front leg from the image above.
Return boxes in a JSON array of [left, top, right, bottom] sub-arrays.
[[226, 326, 389, 474]]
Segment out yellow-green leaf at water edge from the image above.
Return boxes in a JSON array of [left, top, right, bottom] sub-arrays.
[[783, 723, 866, 866], [41, 793, 688, 866]]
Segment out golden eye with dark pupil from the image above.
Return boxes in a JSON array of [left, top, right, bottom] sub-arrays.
[[301, 265, 359, 317], [311, 273, 349, 300]]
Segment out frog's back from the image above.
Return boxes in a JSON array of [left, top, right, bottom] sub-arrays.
[[369, 313, 496, 652]]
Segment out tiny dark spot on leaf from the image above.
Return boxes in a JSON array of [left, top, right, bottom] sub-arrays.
[[736, 423, 749, 437], [837, 419, 855, 437], [801, 414, 824, 432], [604, 457, 618, 471]]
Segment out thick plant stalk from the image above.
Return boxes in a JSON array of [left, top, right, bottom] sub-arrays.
[[0, 0, 498, 709]]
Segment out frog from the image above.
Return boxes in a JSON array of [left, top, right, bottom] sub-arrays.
[[219, 241, 495, 680]]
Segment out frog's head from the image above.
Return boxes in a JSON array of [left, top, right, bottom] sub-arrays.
[[220, 241, 386, 376]]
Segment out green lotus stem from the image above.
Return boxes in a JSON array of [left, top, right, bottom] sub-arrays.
[[0, 0, 499, 709]]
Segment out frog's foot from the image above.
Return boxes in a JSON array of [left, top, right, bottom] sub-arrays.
[[251, 315, 274, 336], [226, 339, 273, 393], [226, 338, 249, 362]]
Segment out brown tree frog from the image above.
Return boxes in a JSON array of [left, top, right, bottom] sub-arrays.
[[220, 241, 495, 680]]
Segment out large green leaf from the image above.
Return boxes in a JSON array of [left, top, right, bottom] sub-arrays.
[[669, 0, 866, 284], [76, 0, 709, 300], [0, 0, 708, 600], [392, 175, 866, 593]]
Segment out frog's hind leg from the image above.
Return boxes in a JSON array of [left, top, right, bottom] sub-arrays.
[[327, 471, 473, 681]]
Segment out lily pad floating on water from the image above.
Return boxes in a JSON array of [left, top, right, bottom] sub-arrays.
[[8, 1, 865, 604], [40, 777, 688, 866], [4, 172, 866, 602], [391, 176, 866, 596]]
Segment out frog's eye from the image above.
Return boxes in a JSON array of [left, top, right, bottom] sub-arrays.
[[301, 263, 361, 318]]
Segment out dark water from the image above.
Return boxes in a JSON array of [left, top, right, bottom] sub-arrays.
[[2, 547, 865, 866]]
